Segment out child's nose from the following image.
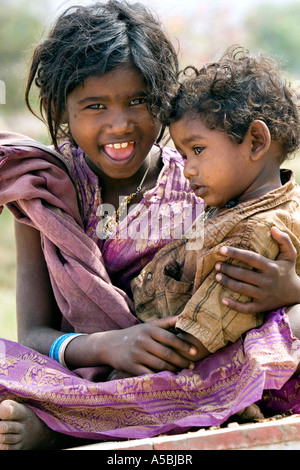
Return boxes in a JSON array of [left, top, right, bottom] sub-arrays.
[[183, 159, 198, 180]]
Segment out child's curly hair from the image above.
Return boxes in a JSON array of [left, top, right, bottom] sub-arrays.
[[165, 45, 300, 161], [25, 1, 178, 149]]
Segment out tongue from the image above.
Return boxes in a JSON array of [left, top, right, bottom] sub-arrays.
[[104, 143, 135, 161]]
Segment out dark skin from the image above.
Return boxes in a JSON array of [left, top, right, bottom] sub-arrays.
[[5, 71, 299, 452], [6, 120, 300, 446]]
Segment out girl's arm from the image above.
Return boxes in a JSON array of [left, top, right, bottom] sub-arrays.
[[15, 220, 63, 352], [15, 220, 196, 375], [214, 227, 300, 314]]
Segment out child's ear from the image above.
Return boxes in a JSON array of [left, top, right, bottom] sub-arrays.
[[248, 120, 271, 161]]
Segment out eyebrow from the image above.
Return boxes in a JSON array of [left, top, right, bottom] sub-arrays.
[[78, 90, 148, 105], [78, 96, 106, 105], [180, 134, 205, 144], [78, 96, 108, 104]]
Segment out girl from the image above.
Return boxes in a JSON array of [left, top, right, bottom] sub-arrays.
[[0, 2, 299, 450]]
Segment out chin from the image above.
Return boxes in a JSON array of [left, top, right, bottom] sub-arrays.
[[204, 199, 219, 207]]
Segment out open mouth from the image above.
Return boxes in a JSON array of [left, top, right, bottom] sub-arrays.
[[103, 142, 135, 161]]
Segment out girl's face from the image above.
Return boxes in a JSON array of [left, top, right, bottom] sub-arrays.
[[66, 64, 161, 179], [169, 111, 256, 208]]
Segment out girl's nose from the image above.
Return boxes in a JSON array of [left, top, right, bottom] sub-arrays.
[[106, 110, 134, 134]]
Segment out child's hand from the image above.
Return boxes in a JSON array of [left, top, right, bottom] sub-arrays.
[[104, 317, 198, 376]]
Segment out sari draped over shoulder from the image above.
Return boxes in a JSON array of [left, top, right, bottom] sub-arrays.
[[0, 132, 300, 442]]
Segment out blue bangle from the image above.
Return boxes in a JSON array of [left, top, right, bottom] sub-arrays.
[[49, 333, 81, 364]]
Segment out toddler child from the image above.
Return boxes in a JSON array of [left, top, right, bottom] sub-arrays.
[[132, 46, 300, 360]]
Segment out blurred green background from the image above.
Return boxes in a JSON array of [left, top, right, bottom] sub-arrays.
[[1, 0, 300, 341]]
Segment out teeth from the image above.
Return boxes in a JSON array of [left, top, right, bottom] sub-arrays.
[[106, 142, 133, 149]]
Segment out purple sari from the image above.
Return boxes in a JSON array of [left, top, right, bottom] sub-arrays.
[[0, 133, 299, 441]]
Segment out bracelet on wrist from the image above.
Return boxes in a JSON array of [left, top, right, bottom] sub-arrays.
[[49, 333, 87, 368]]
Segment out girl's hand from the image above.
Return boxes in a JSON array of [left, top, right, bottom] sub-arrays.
[[215, 227, 300, 314], [103, 317, 197, 376]]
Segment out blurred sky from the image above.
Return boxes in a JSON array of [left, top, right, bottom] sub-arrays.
[[31, 0, 299, 26], [47, 0, 296, 15], [46, 0, 299, 20], [39, 0, 300, 67]]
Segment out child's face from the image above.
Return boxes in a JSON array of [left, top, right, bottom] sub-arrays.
[[66, 63, 161, 180], [170, 111, 254, 208]]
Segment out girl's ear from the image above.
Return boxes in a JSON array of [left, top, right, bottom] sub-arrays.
[[59, 109, 68, 124], [42, 97, 68, 123], [248, 120, 271, 161]]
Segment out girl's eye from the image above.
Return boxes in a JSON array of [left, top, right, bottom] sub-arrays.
[[87, 103, 105, 110], [130, 97, 147, 106], [194, 146, 205, 155]]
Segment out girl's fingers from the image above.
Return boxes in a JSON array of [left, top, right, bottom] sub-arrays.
[[215, 270, 261, 298], [220, 296, 258, 315], [152, 316, 178, 329], [271, 227, 297, 261], [216, 262, 262, 285], [151, 319, 198, 356], [141, 346, 194, 372], [219, 228, 296, 272], [219, 246, 269, 271]]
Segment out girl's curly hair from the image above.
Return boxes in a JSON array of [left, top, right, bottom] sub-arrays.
[[164, 45, 300, 160], [25, 1, 178, 149]]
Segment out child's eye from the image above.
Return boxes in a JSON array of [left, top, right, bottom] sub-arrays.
[[130, 97, 147, 106], [194, 146, 205, 155], [174, 147, 186, 160]]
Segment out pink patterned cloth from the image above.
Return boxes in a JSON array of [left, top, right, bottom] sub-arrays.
[[0, 133, 137, 335], [0, 132, 300, 441], [0, 310, 299, 440]]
